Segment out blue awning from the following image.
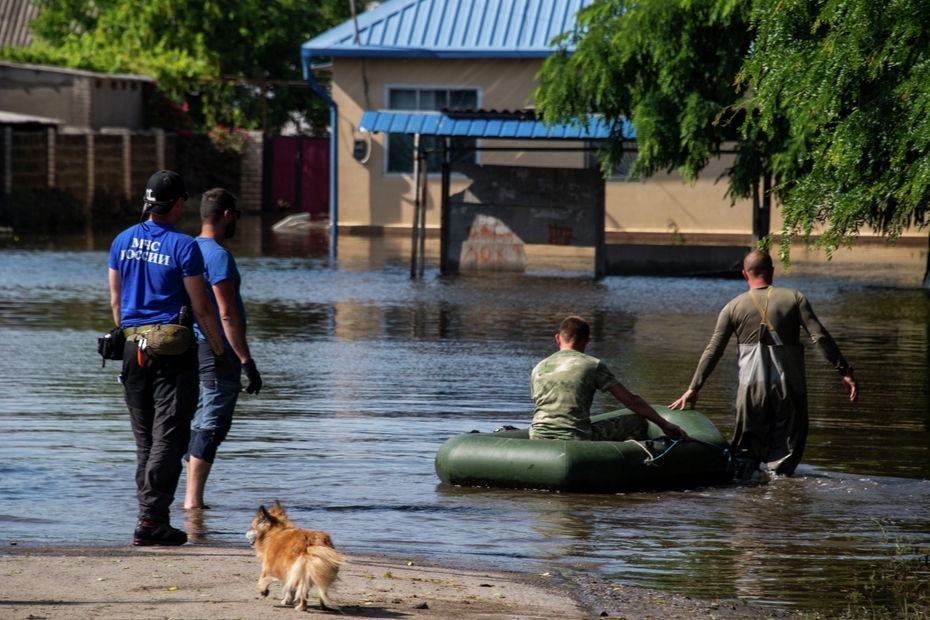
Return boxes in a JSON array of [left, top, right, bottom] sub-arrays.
[[358, 111, 628, 140]]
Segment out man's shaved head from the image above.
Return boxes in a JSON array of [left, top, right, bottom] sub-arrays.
[[743, 250, 774, 278]]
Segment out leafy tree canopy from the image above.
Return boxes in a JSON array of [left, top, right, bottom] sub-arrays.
[[1, 0, 352, 134], [742, 0, 930, 254], [536, 0, 930, 256], [537, 0, 750, 184]]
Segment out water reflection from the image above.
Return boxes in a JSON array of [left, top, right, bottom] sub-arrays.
[[0, 216, 928, 611]]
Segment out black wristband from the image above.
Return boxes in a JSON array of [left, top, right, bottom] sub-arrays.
[[837, 363, 854, 377]]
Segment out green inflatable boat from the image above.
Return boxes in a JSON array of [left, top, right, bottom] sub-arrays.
[[435, 407, 733, 493]]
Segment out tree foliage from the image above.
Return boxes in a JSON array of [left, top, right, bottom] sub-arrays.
[[741, 0, 930, 254], [536, 0, 930, 255], [1, 0, 352, 134], [536, 0, 761, 199]]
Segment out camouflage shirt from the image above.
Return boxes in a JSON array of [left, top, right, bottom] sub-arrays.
[[530, 350, 619, 441]]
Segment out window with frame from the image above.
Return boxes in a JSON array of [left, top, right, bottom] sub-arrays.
[[386, 87, 479, 174]]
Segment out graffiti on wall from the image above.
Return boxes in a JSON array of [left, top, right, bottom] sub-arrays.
[[459, 214, 527, 272], [444, 164, 602, 274]]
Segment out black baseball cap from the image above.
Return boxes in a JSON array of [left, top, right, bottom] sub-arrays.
[[143, 170, 189, 215]]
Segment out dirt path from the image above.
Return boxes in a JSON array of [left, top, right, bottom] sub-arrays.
[[0, 546, 797, 620]]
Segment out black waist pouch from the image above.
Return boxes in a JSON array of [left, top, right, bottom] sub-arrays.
[[97, 326, 126, 366]]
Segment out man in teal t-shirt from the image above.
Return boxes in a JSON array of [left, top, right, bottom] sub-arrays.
[[530, 316, 689, 442]]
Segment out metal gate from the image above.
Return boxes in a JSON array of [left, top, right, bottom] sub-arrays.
[[265, 136, 329, 219]]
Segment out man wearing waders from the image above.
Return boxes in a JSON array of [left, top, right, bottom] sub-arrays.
[[670, 250, 858, 478]]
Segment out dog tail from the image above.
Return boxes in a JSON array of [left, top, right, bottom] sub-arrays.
[[308, 546, 345, 609]]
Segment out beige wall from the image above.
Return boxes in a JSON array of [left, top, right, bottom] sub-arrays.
[[0, 64, 148, 129], [90, 78, 148, 130], [334, 57, 564, 228], [331, 56, 922, 242], [605, 155, 758, 238]]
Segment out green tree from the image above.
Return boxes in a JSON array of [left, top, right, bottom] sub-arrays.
[[536, 0, 777, 238], [740, 0, 930, 259], [536, 0, 930, 267], [2, 0, 351, 134]]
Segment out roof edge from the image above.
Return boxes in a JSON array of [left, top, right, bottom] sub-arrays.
[[0, 60, 155, 82], [302, 47, 558, 61], [357, 110, 625, 140]]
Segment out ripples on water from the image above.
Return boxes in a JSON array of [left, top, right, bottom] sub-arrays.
[[1, 221, 929, 611]]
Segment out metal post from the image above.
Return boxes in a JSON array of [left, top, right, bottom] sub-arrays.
[[595, 176, 606, 277], [329, 104, 338, 258], [304, 73, 338, 259], [418, 150, 428, 277], [439, 139, 450, 274], [410, 133, 421, 278]]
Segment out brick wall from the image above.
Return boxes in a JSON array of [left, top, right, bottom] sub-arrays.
[[130, 134, 159, 202], [94, 134, 124, 197], [11, 132, 46, 190], [55, 134, 89, 203]]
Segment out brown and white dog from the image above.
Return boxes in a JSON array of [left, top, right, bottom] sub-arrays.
[[246, 502, 345, 611]]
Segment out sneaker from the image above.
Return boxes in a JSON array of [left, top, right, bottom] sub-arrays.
[[133, 520, 188, 546]]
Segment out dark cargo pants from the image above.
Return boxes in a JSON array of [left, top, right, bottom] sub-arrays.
[[121, 340, 198, 522]]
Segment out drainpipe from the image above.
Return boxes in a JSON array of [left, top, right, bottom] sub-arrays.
[[305, 73, 338, 259]]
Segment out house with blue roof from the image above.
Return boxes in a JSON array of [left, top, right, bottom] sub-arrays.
[[302, 0, 754, 247]]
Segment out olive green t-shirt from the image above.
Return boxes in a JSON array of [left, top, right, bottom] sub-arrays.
[[530, 350, 619, 440]]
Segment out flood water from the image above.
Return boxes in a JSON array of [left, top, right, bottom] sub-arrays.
[[1, 216, 929, 612]]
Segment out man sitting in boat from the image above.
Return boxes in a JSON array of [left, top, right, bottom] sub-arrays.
[[530, 316, 689, 442]]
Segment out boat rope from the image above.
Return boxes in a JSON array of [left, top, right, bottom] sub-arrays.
[[626, 439, 662, 465], [630, 436, 735, 471]]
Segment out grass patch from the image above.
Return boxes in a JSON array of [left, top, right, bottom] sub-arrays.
[[809, 525, 929, 620]]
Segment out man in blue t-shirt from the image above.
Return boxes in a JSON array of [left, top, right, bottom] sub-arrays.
[[108, 170, 233, 546], [183, 188, 262, 511]]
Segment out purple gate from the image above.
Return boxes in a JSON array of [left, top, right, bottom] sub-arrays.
[[266, 136, 329, 220]]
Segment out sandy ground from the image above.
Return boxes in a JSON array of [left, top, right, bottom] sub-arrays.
[[0, 546, 797, 620]]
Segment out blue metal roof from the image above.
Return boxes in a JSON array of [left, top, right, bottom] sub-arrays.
[[358, 110, 625, 140], [301, 0, 593, 64]]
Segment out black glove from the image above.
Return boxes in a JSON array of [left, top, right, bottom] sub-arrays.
[[213, 351, 236, 380], [243, 359, 263, 395]]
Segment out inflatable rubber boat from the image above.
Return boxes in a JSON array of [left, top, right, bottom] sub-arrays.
[[435, 406, 733, 493]]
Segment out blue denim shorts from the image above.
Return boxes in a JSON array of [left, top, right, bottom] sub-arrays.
[[187, 375, 241, 463], [193, 376, 241, 432]]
